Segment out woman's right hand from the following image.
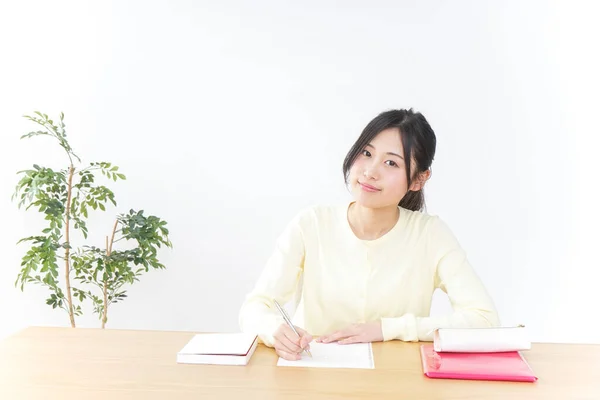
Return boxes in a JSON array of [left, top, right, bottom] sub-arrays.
[[273, 323, 313, 361]]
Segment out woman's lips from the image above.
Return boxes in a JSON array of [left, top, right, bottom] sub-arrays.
[[359, 182, 380, 192]]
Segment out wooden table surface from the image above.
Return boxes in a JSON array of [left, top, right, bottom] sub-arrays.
[[0, 326, 598, 399]]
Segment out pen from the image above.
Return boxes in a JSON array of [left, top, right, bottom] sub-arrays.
[[273, 300, 312, 358]]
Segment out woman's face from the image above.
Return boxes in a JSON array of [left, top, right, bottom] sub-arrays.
[[348, 128, 424, 209]]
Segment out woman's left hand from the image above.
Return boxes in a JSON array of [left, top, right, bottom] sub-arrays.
[[316, 321, 383, 344]]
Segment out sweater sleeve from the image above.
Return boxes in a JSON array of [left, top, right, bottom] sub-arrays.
[[238, 210, 307, 347], [381, 216, 500, 342]]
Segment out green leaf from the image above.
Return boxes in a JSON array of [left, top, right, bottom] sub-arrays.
[[20, 131, 50, 140]]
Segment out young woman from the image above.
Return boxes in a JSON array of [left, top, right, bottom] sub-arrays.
[[238, 109, 500, 361]]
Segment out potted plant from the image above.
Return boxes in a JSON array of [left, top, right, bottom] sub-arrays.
[[12, 111, 172, 328]]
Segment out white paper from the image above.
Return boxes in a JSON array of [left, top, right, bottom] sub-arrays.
[[277, 342, 374, 369]]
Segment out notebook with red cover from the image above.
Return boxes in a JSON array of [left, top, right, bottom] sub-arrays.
[[420, 344, 537, 382]]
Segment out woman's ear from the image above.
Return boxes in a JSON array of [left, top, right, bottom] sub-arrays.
[[409, 169, 431, 191]]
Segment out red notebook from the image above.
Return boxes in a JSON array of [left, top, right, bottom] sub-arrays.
[[420, 344, 537, 382]]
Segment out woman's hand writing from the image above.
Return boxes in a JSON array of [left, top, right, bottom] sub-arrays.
[[273, 323, 313, 361]]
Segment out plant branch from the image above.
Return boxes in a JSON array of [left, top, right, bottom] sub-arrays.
[[109, 220, 118, 255], [102, 219, 119, 329], [47, 122, 75, 166], [64, 166, 76, 328]]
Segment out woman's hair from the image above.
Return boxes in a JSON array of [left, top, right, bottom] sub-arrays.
[[342, 108, 437, 211]]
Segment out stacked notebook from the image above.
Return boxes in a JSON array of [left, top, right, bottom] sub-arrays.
[[420, 326, 537, 382], [177, 332, 258, 366]]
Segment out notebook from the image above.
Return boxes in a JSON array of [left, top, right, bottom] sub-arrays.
[[420, 344, 537, 382], [176, 333, 258, 366], [277, 341, 374, 369], [433, 326, 531, 353]]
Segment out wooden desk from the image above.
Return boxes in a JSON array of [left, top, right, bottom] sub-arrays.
[[0, 326, 598, 399]]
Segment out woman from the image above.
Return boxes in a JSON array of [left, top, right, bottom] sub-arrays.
[[238, 109, 500, 361]]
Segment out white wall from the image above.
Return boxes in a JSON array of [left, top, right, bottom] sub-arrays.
[[1, 0, 598, 343]]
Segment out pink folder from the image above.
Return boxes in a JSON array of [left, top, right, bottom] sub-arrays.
[[420, 344, 537, 382]]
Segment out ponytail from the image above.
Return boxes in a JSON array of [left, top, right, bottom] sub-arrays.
[[399, 189, 425, 212]]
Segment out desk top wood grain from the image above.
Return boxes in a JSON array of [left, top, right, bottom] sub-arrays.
[[0, 326, 598, 400]]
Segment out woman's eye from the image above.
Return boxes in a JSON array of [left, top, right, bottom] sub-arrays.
[[362, 149, 371, 157], [385, 160, 398, 167]]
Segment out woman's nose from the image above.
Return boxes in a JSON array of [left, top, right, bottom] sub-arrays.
[[363, 163, 379, 180]]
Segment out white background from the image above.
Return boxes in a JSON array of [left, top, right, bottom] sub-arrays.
[[0, 0, 598, 344]]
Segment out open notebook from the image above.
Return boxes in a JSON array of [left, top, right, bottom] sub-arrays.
[[277, 342, 374, 369]]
